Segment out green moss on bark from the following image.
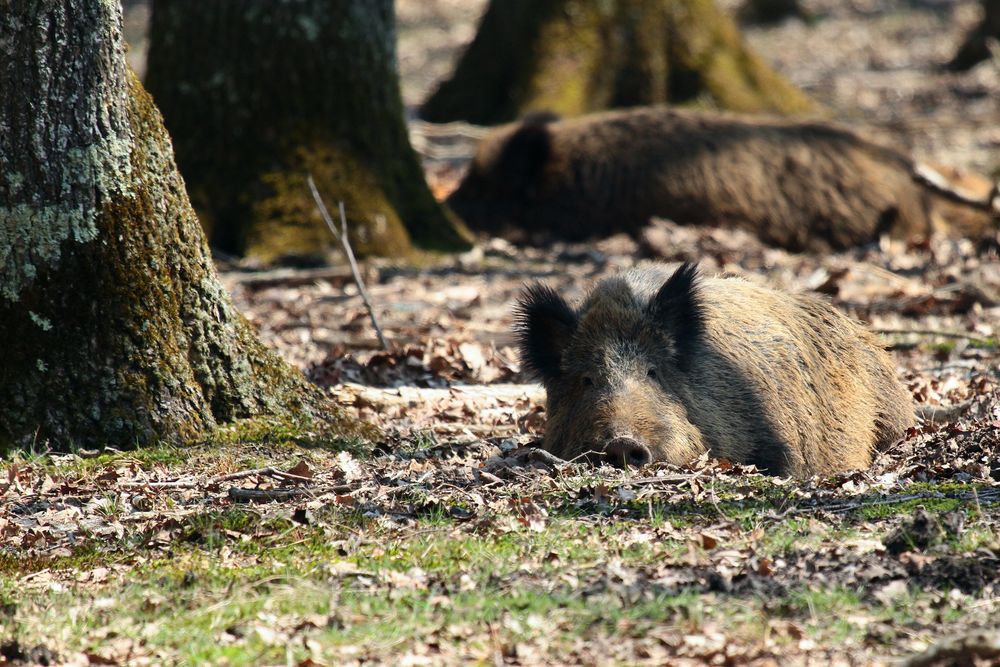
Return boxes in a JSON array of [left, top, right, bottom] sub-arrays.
[[0, 15, 369, 451], [145, 0, 471, 262], [420, 0, 816, 125], [247, 140, 413, 263]]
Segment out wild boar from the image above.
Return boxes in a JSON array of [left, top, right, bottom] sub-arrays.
[[515, 263, 914, 477], [451, 107, 997, 252]]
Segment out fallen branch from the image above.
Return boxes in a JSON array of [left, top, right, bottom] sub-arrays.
[[229, 486, 308, 503], [625, 471, 710, 486], [228, 483, 356, 503], [214, 466, 318, 485], [525, 448, 568, 466], [214, 467, 282, 483], [913, 162, 1000, 214], [307, 175, 388, 350], [119, 480, 199, 489], [228, 487, 309, 503]]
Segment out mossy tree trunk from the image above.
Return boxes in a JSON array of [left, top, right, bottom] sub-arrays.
[[0, 1, 355, 451], [949, 0, 1000, 70], [145, 0, 471, 264], [420, 0, 816, 125]]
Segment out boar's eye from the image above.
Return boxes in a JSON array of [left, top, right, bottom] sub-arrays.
[[582, 376, 594, 387], [647, 368, 657, 380]]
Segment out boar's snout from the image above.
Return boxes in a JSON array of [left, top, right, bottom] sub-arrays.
[[603, 436, 651, 468]]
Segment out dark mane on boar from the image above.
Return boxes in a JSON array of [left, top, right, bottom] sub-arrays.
[[515, 263, 915, 477], [452, 107, 997, 252]]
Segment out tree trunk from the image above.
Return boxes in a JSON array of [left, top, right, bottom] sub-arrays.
[[949, 0, 1000, 70], [420, 0, 816, 126], [0, 1, 363, 451], [145, 0, 471, 264]]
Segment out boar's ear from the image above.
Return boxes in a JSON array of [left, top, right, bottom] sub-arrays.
[[497, 117, 554, 195], [514, 284, 577, 382], [647, 262, 705, 365]]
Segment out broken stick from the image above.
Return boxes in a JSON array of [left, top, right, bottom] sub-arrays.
[[307, 175, 389, 350]]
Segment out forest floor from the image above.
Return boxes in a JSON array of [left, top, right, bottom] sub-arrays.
[[2, 1, 999, 666], [3, 227, 999, 666]]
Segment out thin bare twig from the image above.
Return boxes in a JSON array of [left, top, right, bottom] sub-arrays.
[[120, 480, 199, 489], [307, 175, 388, 350], [228, 487, 307, 503], [228, 486, 352, 503], [214, 466, 280, 483], [212, 465, 318, 486], [874, 328, 993, 341]]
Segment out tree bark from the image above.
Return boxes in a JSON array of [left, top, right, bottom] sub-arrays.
[[0, 1, 364, 451], [420, 0, 816, 126], [145, 0, 471, 263], [949, 0, 1000, 71]]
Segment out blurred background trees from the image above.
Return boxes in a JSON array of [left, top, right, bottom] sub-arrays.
[[145, 0, 471, 264], [420, 0, 816, 125], [0, 0, 348, 450]]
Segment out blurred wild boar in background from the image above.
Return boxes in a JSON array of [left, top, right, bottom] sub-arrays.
[[452, 107, 998, 252], [515, 263, 914, 477]]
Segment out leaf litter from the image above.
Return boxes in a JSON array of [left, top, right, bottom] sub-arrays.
[[5, 218, 1000, 665]]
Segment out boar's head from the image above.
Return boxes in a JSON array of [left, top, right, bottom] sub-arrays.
[[515, 263, 707, 468], [446, 113, 558, 235]]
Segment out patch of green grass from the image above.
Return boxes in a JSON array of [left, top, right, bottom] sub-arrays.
[[0, 542, 747, 665], [3, 454, 996, 664], [777, 587, 866, 641], [394, 430, 439, 457], [3, 505, 995, 665], [753, 517, 833, 555], [859, 497, 964, 519], [926, 340, 957, 355], [968, 337, 999, 349], [0, 539, 139, 577], [1, 442, 190, 475], [208, 415, 370, 456], [950, 522, 1000, 552]]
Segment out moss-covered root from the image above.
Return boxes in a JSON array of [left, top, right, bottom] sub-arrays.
[[420, 0, 816, 125]]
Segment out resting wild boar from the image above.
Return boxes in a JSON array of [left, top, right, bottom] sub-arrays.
[[451, 107, 997, 252], [515, 263, 914, 477]]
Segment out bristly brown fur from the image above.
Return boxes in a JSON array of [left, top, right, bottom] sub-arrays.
[[451, 107, 997, 251], [518, 263, 915, 477]]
